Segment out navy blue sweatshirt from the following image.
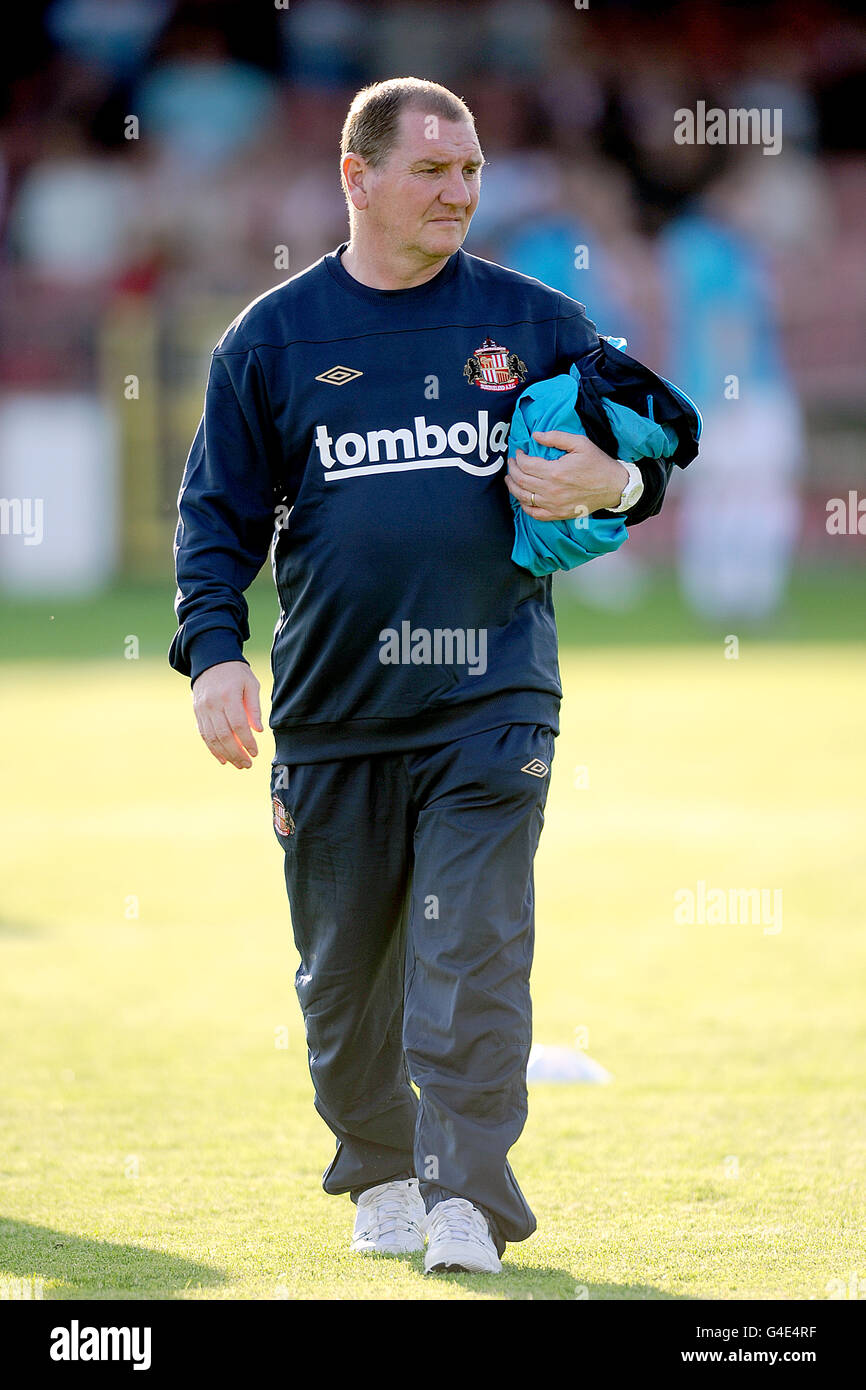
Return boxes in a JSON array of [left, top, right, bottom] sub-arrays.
[[170, 243, 646, 762]]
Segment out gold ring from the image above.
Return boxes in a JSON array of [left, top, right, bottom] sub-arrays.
[[530, 492, 536, 507]]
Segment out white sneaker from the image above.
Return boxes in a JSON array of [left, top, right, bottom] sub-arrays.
[[422, 1198, 503, 1274], [350, 1178, 426, 1255]]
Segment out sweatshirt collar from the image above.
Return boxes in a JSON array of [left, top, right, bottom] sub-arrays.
[[324, 242, 460, 303]]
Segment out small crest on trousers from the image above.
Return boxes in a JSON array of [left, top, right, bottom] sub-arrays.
[[273, 795, 295, 836]]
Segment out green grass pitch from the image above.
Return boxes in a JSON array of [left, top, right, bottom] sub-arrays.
[[1, 575, 864, 1300]]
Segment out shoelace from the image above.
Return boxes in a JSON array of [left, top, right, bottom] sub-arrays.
[[426, 1202, 488, 1247], [359, 1189, 420, 1239]]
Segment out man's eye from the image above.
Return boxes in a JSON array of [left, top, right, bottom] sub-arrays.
[[416, 165, 479, 176]]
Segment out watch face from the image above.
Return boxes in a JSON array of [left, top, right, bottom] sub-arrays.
[[622, 467, 643, 509]]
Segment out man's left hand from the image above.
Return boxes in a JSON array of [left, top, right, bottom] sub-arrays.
[[506, 431, 628, 521]]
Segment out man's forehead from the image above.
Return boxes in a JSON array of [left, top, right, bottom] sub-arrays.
[[394, 108, 483, 162]]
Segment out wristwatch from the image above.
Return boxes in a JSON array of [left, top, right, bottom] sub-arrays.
[[607, 460, 644, 514]]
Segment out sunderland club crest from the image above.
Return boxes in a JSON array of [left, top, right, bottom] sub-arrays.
[[272, 795, 295, 837], [463, 337, 527, 393]]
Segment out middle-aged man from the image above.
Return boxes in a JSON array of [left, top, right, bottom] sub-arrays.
[[170, 77, 669, 1274]]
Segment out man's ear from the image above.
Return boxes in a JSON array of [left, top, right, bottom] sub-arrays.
[[342, 153, 369, 211]]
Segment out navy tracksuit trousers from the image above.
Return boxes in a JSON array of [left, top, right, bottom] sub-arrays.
[[271, 721, 555, 1255]]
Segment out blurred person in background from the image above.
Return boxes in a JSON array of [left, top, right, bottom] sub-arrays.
[[132, 19, 278, 173], [496, 158, 643, 349], [44, 0, 171, 84], [6, 119, 137, 286], [659, 159, 806, 621]]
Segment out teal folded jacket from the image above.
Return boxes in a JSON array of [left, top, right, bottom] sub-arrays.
[[508, 362, 679, 576]]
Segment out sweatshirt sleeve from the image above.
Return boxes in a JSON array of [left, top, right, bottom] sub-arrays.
[[168, 338, 280, 685]]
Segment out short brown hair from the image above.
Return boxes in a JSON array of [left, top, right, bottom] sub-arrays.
[[340, 77, 476, 171]]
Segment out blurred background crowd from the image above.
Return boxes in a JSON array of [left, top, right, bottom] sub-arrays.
[[0, 0, 863, 617]]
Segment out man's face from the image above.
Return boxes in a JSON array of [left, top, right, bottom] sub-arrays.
[[358, 108, 484, 262]]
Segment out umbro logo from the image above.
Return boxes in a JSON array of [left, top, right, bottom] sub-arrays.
[[315, 365, 363, 386], [521, 759, 549, 778]]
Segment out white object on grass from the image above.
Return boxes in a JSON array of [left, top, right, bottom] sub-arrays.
[[527, 1044, 613, 1084]]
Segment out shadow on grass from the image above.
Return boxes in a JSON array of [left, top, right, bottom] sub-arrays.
[[399, 1252, 688, 1299], [0, 918, 45, 938], [0, 1218, 227, 1300]]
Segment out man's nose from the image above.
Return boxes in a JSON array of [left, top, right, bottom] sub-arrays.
[[438, 170, 473, 208]]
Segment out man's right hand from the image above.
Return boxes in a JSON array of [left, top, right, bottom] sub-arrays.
[[192, 661, 263, 769]]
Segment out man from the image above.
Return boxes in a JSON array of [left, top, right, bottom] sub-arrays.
[[170, 77, 665, 1274]]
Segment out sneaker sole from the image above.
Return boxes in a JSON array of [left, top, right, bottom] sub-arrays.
[[425, 1256, 502, 1274]]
